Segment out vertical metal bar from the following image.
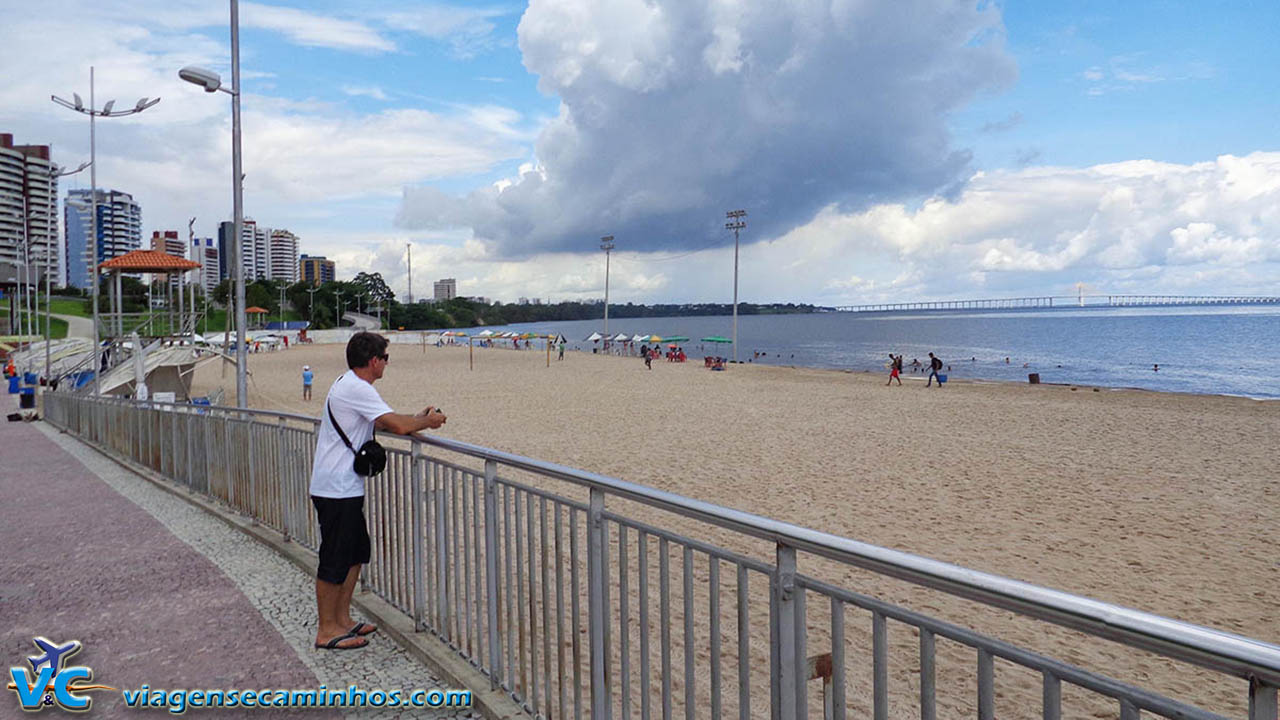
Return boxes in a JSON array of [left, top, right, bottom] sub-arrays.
[[516, 489, 528, 698], [831, 599, 846, 720], [528, 492, 540, 715], [247, 419, 257, 524], [977, 648, 994, 720], [864, 613, 892, 720], [660, 539, 672, 720], [462, 470, 473, 656], [412, 441, 426, 631], [639, 533, 651, 720], [452, 468, 462, 644], [435, 463, 449, 635], [504, 485, 516, 692], [775, 544, 798, 720], [920, 629, 936, 720], [795, 587, 806, 720], [546, 498, 559, 720], [484, 460, 501, 690], [476, 474, 486, 668], [587, 488, 610, 720], [556, 502, 567, 720], [710, 558, 721, 720], [738, 567, 750, 720], [1249, 678, 1278, 720], [570, 510, 583, 720], [620, 525, 631, 720], [1041, 670, 1060, 720], [684, 546, 695, 720]]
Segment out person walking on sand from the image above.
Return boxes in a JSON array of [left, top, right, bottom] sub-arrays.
[[309, 331, 446, 650], [558, 340, 565, 361], [886, 353, 902, 386], [302, 365, 314, 401], [926, 352, 943, 387]]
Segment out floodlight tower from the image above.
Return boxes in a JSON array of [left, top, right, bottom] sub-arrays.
[[725, 209, 747, 363], [600, 235, 615, 338]]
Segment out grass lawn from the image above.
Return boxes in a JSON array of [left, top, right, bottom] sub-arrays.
[[0, 301, 69, 339]]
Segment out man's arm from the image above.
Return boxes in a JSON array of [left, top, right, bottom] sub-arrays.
[[375, 407, 447, 435]]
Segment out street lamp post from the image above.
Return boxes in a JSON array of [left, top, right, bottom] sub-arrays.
[[334, 290, 344, 328], [43, 161, 91, 385], [278, 285, 285, 327], [52, 69, 160, 396], [725, 209, 747, 364], [179, 0, 247, 407], [306, 286, 318, 323], [600, 235, 614, 339]]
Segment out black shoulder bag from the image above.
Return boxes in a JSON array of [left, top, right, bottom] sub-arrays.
[[328, 402, 387, 477]]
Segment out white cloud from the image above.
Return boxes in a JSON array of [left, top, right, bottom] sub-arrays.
[[398, 0, 1017, 257], [341, 86, 391, 101], [240, 3, 396, 53], [378, 5, 511, 56]]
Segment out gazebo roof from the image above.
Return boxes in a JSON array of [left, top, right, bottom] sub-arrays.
[[99, 249, 201, 273], [245, 306, 270, 313]]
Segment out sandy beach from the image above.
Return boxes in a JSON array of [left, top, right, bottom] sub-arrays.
[[192, 341, 1279, 718]]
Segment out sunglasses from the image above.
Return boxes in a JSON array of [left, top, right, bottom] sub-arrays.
[[378, 353, 390, 363]]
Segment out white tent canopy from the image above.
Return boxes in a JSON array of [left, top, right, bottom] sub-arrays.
[[585, 331, 603, 341], [612, 333, 630, 341]]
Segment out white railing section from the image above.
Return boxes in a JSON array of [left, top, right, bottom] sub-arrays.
[[43, 394, 1280, 720]]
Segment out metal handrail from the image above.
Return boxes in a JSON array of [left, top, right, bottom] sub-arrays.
[[406, 432, 1280, 686], [55, 394, 1280, 692]]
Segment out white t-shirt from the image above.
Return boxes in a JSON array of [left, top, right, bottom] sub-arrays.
[[309, 370, 394, 498]]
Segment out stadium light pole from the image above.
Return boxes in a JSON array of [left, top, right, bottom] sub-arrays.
[[600, 235, 614, 339], [406, 242, 413, 304], [41, 160, 91, 385], [53, 68, 161, 396], [725, 209, 747, 364], [306, 285, 319, 322], [179, 0, 246, 407]]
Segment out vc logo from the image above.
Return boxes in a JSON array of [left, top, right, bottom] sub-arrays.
[[6, 638, 115, 712]]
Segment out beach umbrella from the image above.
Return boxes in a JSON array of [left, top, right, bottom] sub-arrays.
[[664, 335, 690, 343], [631, 334, 646, 343], [586, 331, 603, 341], [701, 336, 733, 343], [613, 333, 630, 341], [477, 329, 495, 337], [646, 335, 663, 343]]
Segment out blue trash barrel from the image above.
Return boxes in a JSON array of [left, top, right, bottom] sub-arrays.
[[24, 372, 38, 385], [19, 387, 36, 409], [7, 375, 20, 394]]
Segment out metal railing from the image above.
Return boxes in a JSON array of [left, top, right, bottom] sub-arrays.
[[44, 393, 1280, 720]]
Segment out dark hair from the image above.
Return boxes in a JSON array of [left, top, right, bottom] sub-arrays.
[[346, 331, 389, 369]]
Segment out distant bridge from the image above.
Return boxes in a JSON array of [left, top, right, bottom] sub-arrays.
[[833, 294, 1280, 313]]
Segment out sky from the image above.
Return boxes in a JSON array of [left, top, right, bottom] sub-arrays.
[[2, 0, 1278, 306]]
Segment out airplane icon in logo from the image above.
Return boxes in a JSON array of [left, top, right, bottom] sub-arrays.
[[27, 638, 81, 677]]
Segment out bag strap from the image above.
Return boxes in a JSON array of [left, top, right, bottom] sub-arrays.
[[327, 400, 356, 454]]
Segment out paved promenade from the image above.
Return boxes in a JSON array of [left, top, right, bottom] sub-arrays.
[[0, 397, 476, 718]]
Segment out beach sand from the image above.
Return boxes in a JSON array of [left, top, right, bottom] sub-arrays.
[[192, 342, 1279, 718]]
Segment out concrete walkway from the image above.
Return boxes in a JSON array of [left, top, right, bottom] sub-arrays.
[[50, 312, 95, 339], [0, 396, 477, 718]]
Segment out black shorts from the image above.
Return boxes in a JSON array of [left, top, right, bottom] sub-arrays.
[[312, 495, 371, 584]]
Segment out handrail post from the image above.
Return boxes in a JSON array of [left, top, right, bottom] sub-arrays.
[[277, 416, 290, 540], [774, 543, 799, 720], [411, 439, 426, 631], [588, 487, 611, 719], [483, 458, 502, 689]]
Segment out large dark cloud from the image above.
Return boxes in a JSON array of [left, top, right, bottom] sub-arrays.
[[397, 0, 1016, 257]]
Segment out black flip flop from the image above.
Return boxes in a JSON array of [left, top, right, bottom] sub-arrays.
[[315, 632, 366, 650], [349, 622, 377, 637]]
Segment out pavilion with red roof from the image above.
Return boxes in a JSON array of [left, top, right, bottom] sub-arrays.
[[98, 249, 203, 339]]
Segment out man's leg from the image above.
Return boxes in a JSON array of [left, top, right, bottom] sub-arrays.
[[338, 564, 375, 632], [315, 575, 364, 648]]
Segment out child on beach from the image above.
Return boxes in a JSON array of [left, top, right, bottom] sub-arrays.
[[302, 365, 314, 400]]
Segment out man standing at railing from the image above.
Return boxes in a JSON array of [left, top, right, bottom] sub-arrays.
[[309, 331, 446, 650]]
